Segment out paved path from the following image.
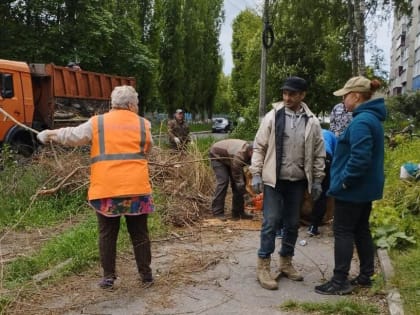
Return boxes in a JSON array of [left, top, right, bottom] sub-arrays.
[[65, 220, 390, 315]]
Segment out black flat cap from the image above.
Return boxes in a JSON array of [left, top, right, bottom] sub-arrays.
[[281, 76, 308, 92]]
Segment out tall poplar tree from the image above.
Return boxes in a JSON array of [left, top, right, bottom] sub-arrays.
[[230, 9, 261, 112], [159, 0, 185, 116]]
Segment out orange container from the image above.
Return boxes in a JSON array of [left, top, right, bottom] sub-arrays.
[[252, 193, 263, 211]]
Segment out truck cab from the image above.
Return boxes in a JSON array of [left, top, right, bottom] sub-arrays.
[[0, 59, 36, 156]]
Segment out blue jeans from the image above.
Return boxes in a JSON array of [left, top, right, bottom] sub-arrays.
[[258, 180, 306, 258], [332, 200, 374, 282]]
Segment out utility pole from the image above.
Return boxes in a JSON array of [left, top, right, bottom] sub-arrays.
[[258, 0, 273, 122]]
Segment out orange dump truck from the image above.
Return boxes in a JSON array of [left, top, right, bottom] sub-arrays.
[[0, 59, 136, 155]]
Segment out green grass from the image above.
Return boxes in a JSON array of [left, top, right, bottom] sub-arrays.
[[4, 213, 98, 287], [390, 247, 420, 315], [0, 147, 169, 294], [372, 138, 420, 314], [280, 298, 380, 314], [2, 207, 166, 289]]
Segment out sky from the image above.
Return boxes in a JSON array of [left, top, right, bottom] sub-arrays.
[[220, 0, 392, 76]]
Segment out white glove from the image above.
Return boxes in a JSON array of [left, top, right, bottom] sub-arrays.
[[174, 137, 181, 145], [37, 130, 58, 144]]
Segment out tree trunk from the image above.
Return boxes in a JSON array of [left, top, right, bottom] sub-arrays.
[[347, 0, 358, 75], [347, 0, 366, 76], [354, 0, 366, 75]]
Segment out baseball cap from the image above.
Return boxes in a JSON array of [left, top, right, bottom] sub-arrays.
[[175, 109, 184, 114], [281, 76, 308, 92], [333, 76, 371, 96]]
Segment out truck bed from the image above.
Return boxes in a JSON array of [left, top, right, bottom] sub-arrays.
[[29, 63, 136, 100], [28, 63, 136, 128]]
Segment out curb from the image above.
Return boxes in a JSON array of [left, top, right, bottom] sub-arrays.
[[377, 248, 404, 315]]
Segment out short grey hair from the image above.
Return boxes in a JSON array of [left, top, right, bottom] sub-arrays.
[[110, 85, 139, 109]]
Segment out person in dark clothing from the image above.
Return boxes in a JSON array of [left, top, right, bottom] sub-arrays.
[[209, 139, 254, 221], [168, 109, 190, 150], [315, 76, 386, 295], [307, 129, 337, 236]]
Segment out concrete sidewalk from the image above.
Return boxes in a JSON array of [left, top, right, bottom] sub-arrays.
[[68, 219, 395, 315]]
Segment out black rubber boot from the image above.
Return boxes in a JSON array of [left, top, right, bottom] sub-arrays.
[[232, 212, 254, 220]]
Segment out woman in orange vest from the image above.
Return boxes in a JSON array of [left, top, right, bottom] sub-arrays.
[[37, 85, 154, 289]]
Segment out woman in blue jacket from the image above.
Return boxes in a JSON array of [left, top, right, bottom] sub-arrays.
[[315, 76, 386, 295]]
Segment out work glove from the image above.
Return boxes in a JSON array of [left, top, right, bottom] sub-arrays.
[[37, 130, 58, 144], [251, 175, 263, 194], [311, 180, 323, 201], [174, 137, 181, 145]]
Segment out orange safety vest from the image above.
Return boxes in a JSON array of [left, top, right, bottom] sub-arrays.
[[88, 110, 152, 200]]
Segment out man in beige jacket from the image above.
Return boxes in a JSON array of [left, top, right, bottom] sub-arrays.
[[250, 76, 325, 290]]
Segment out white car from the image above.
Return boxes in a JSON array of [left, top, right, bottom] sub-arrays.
[[212, 117, 231, 133]]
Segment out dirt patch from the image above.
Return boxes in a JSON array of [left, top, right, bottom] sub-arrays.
[[0, 217, 86, 265]]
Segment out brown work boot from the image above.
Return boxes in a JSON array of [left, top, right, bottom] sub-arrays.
[[279, 255, 303, 281], [257, 257, 278, 290]]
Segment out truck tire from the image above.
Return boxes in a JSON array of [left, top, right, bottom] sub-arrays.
[[4, 126, 38, 157]]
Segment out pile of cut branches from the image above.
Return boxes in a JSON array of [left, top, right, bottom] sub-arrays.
[[33, 143, 214, 227], [148, 144, 214, 227]]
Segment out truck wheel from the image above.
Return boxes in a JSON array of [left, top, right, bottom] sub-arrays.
[[12, 139, 36, 157], [4, 126, 38, 157]]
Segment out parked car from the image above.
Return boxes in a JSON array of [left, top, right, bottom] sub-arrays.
[[212, 117, 231, 133]]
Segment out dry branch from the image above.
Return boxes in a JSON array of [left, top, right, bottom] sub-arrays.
[[36, 166, 87, 196]]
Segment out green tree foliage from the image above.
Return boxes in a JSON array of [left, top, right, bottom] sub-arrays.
[[229, 0, 353, 128], [230, 9, 261, 114], [268, 0, 352, 114], [0, 0, 223, 117], [197, 0, 224, 119], [213, 73, 231, 114], [159, 0, 185, 116], [386, 92, 420, 128], [183, 0, 223, 118]]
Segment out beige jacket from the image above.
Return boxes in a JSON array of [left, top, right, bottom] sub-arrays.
[[249, 101, 325, 192]]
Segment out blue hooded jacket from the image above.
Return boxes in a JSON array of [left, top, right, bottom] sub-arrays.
[[327, 97, 386, 202]]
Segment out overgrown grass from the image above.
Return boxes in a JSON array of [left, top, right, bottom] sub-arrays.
[[3, 213, 98, 287], [390, 247, 420, 315], [0, 165, 88, 231], [2, 207, 166, 289], [280, 298, 380, 314], [0, 146, 169, 301], [372, 138, 420, 314], [371, 139, 420, 249]]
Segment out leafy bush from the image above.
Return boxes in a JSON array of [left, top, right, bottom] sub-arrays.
[[372, 139, 420, 249], [230, 99, 260, 140], [385, 94, 420, 129]]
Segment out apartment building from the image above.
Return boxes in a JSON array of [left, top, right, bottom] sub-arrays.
[[389, 0, 420, 95]]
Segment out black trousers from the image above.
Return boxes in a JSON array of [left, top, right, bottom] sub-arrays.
[[332, 200, 374, 282], [97, 213, 152, 279], [310, 153, 332, 227]]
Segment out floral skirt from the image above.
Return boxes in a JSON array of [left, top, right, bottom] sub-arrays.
[[89, 195, 154, 217]]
